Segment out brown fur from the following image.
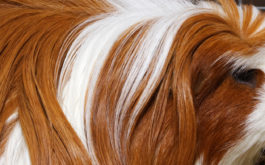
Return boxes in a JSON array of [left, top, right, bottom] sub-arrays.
[[0, 0, 112, 164], [0, 0, 265, 164]]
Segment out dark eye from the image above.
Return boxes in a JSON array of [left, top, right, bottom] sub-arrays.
[[232, 69, 257, 88]]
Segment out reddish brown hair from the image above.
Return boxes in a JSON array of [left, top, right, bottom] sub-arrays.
[[0, 0, 113, 164], [1, 0, 265, 164]]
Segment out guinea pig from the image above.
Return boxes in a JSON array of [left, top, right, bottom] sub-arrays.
[[0, 0, 265, 164]]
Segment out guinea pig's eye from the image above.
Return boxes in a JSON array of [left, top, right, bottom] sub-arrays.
[[232, 69, 257, 88]]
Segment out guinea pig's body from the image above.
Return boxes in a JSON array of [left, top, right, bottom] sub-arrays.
[[0, 0, 265, 165]]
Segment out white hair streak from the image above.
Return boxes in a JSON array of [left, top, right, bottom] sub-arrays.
[[0, 113, 30, 165]]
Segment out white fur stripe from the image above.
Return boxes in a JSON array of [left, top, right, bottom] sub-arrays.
[[0, 113, 30, 165]]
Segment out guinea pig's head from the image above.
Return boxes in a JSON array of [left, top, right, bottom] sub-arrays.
[[187, 2, 265, 165]]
